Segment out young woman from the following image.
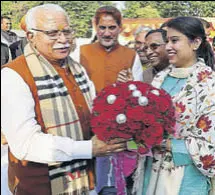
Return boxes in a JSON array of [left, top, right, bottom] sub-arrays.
[[133, 16, 215, 195]]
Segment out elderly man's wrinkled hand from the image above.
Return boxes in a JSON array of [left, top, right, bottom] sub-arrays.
[[91, 135, 127, 157]]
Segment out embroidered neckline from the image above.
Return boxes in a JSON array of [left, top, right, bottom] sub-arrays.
[[168, 66, 194, 79]]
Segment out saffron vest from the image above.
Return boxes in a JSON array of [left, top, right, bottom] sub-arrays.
[[4, 55, 94, 195], [80, 42, 136, 93]]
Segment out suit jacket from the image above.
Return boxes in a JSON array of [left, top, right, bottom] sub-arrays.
[[143, 67, 154, 84], [1, 42, 9, 66]]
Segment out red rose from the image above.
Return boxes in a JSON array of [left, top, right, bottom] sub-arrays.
[[127, 106, 145, 121], [127, 122, 142, 132], [94, 127, 109, 141], [158, 97, 172, 112], [110, 98, 127, 111], [116, 131, 133, 139], [142, 113, 156, 125]]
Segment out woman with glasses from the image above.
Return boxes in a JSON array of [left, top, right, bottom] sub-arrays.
[[133, 16, 215, 195]]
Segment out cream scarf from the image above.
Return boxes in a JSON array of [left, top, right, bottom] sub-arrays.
[[168, 66, 194, 78]]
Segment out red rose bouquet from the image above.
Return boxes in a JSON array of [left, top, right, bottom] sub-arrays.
[[91, 81, 176, 195], [91, 81, 175, 154]]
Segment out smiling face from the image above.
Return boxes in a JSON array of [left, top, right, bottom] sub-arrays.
[[96, 14, 121, 49], [145, 32, 169, 68], [166, 28, 198, 68], [27, 9, 73, 64], [135, 32, 149, 64]]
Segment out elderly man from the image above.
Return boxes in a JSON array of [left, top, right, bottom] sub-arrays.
[[133, 26, 152, 69], [1, 4, 127, 195], [80, 6, 143, 195], [143, 29, 170, 83], [117, 29, 169, 84], [117, 26, 151, 82]]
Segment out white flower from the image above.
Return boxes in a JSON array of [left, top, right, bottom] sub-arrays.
[[132, 90, 142, 97], [116, 114, 127, 124], [128, 84, 137, 91], [138, 96, 149, 106], [107, 95, 117, 104]]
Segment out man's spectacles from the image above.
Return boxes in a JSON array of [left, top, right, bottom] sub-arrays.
[[31, 28, 75, 40], [143, 43, 166, 51]]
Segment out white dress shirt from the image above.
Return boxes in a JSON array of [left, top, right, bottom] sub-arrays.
[[1, 68, 93, 164], [132, 53, 144, 81]]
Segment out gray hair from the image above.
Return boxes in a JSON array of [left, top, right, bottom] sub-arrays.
[[134, 25, 152, 37], [25, 4, 70, 32]]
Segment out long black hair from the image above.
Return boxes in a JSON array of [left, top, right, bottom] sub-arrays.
[[166, 17, 215, 70]]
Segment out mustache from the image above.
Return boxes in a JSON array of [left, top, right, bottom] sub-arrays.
[[102, 36, 112, 39], [53, 43, 71, 49]]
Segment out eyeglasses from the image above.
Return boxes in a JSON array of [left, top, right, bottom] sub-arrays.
[[31, 28, 75, 40], [143, 43, 166, 51]]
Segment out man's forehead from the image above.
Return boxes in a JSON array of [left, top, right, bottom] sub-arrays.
[[146, 32, 163, 42], [136, 32, 147, 41], [98, 14, 118, 25], [36, 11, 69, 29]]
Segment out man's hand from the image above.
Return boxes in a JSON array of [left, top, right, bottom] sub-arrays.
[[91, 135, 127, 157], [1, 131, 8, 145], [117, 68, 133, 83]]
